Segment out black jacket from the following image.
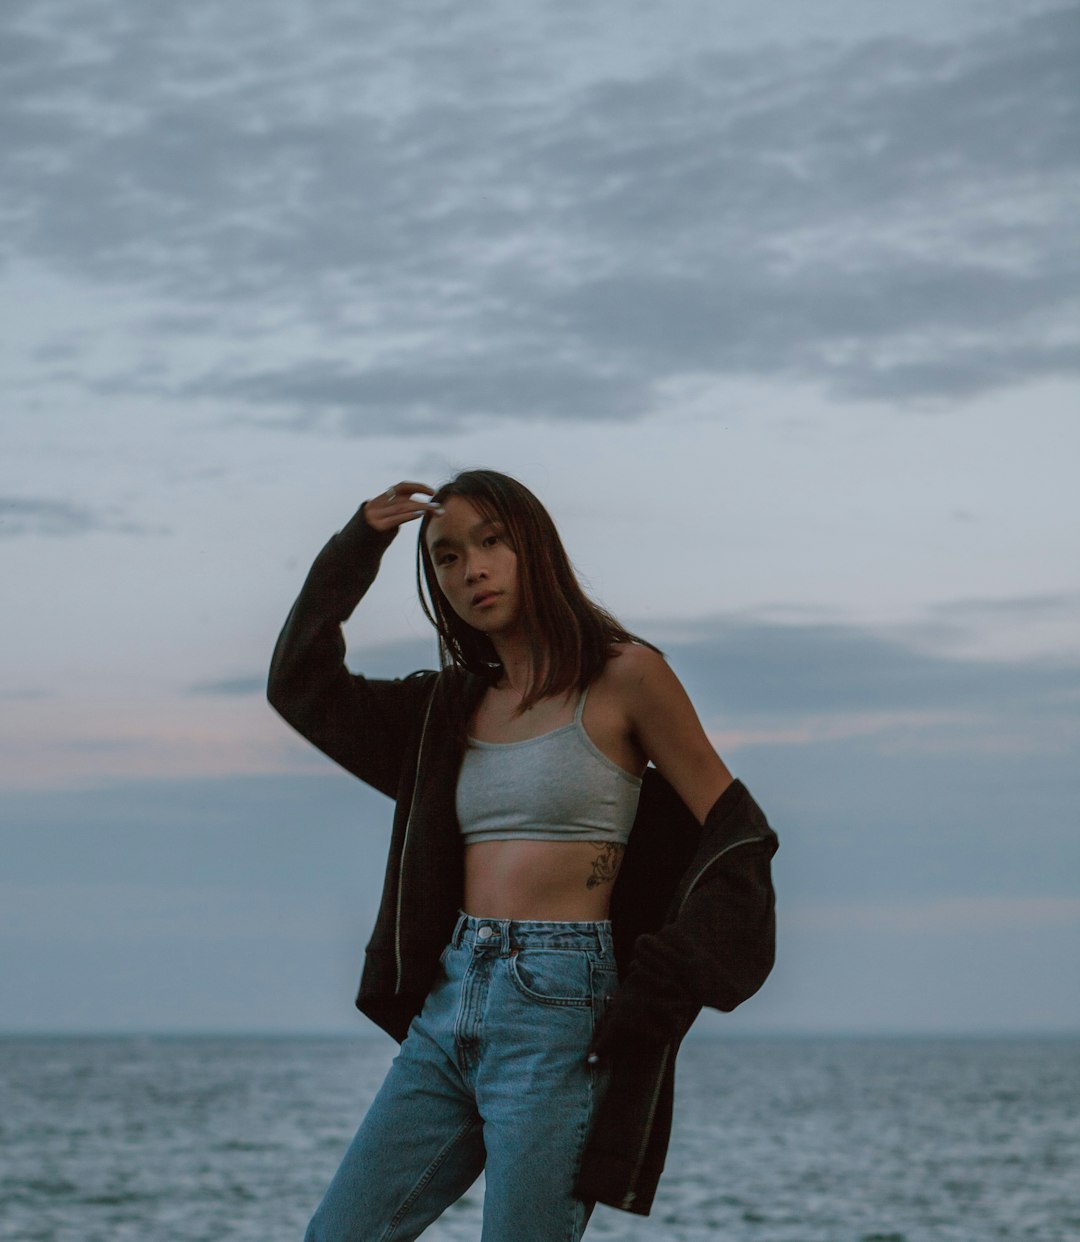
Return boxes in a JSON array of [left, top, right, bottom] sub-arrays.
[[267, 502, 779, 1216]]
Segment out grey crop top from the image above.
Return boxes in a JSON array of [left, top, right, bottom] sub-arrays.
[[456, 685, 643, 845]]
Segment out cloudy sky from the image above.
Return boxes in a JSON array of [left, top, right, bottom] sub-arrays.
[[3, 0, 1078, 1036]]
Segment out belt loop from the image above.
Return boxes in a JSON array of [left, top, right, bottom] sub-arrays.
[[452, 911, 466, 949]]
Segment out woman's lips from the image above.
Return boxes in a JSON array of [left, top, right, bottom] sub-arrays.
[[472, 592, 499, 607]]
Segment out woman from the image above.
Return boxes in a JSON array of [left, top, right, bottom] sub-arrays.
[[267, 469, 779, 1241]]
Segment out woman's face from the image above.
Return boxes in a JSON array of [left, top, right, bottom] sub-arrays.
[[425, 496, 522, 635]]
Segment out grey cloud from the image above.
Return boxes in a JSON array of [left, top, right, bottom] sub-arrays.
[[189, 676, 268, 696], [208, 608, 1080, 726], [543, 266, 1080, 403], [826, 339, 1080, 403], [57, 737, 139, 753], [0, 497, 166, 538], [650, 612, 1080, 721], [928, 593, 1080, 620], [31, 336, 87, 364], [185, 358, 646, 434], [3, 2, 1076, 417], [192, 636, 440, 696], [1, 772, 392, 890], [523, 9, 1079, 402], [1, 498, 95, 537]]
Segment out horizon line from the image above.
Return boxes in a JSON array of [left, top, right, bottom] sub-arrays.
[[3, 1027, 1079, 1041]]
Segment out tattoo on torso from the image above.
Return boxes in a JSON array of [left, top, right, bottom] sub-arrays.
[[585, 843, 625, 889]]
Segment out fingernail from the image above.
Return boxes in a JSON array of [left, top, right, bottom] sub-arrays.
[[587, 1053, 600, 1065]]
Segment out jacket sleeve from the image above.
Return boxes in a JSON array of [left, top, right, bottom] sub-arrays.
[[266, 501, 436, 800], [588, 781, 778, 1056]]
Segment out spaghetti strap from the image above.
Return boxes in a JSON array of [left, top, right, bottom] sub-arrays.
[[573, 684, 590, 724]]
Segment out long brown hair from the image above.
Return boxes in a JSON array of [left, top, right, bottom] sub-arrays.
[[416, 469, 663, 731]]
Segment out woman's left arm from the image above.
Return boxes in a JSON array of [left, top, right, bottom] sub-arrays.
[[587, 646, 778, 1059], [615, 645, 734, 826]]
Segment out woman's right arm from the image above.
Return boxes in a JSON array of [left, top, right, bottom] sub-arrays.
[[266, 484, 440, 799]]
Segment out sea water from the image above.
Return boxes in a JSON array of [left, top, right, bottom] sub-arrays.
[[1, 1035, 1077, 1241]]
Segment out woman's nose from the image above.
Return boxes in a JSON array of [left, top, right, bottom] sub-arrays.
[[464, 556, 487, 583]]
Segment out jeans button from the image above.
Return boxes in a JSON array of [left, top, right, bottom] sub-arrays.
[[477, 926, 494, 939]]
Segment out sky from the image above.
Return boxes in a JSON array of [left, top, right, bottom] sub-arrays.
[[2, 0, 1078, 1037]]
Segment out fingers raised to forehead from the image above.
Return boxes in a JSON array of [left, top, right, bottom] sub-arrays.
[[386, 481, 436, 500], [364, 482, 441, 531]]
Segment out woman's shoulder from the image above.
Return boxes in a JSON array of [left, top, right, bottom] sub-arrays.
[[599, 640, 699, 719], [594, 641, 670, 711], [602, 640, 666, 682]]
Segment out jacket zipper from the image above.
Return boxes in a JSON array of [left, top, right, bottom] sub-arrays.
[[394, 680, 439, 994], [675, 834, 768, 916], [620, 831, 769, 1207], [621, 1043, 671, 1210]]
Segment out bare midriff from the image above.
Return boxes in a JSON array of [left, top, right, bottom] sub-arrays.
[[463, 838, 626, 921]]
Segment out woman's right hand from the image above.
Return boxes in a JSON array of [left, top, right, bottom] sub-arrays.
[[363, 481, 443, 532]]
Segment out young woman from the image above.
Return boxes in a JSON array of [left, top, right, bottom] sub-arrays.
[[267, 469, 779, 1242]]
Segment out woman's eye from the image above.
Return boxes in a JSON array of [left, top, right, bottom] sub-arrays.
[[483, 534, 499, 547]]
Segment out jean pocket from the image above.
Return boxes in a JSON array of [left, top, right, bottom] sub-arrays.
[[507, 949, 593, 1007]]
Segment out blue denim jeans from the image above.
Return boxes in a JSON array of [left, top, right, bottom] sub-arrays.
[[304, 912, 620, 1242]]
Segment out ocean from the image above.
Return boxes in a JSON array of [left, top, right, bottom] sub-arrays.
[[1, 1034, 1077, 1241]]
